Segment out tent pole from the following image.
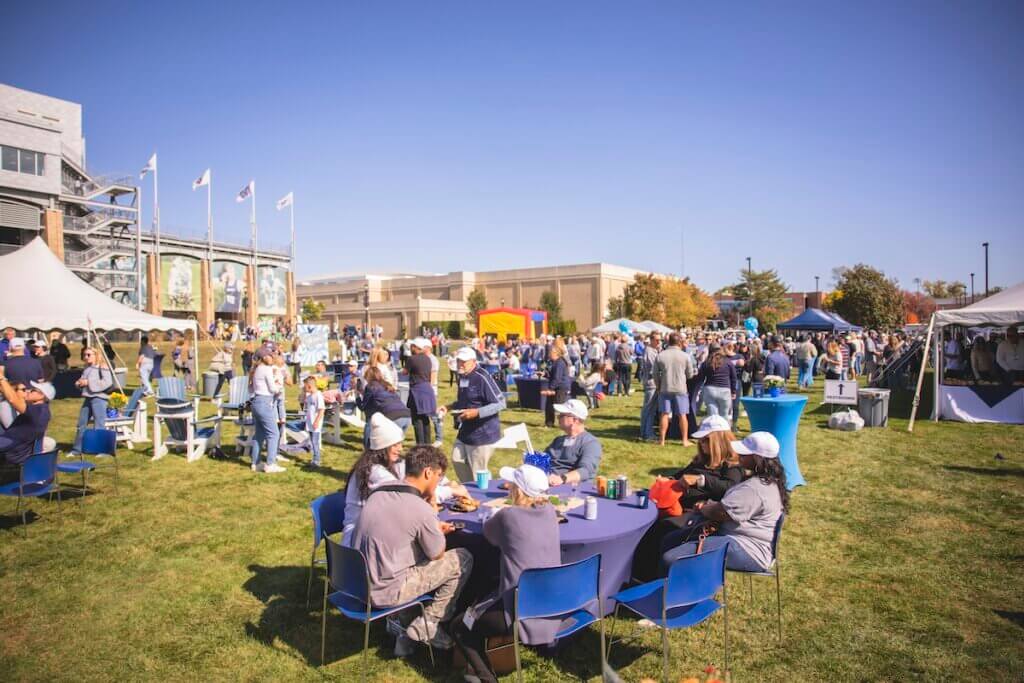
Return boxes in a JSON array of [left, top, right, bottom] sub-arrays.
[[907, 314, 935, 432], [932, 327, 941, 421]]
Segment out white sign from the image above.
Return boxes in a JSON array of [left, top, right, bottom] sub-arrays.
[[296, 324, 330, 367], [824, 380, 858, 405]]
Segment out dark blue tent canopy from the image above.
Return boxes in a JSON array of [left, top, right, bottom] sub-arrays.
[[824, 311, 863, 332], [776, 308, 845, 332]]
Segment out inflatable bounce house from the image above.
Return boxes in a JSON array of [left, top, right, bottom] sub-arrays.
[[477, 307, 549, 342]]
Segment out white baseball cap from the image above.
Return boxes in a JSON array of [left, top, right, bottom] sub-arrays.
[[731, 431, 780, 459], [411, 337, 431, 349], [30, 380, 56, 402], [553, 398, 589, 421], [455, 347, 477, 361], [691, 414, 732, 439], [499, 464, 549, 498], [368, 412, 404, 450]]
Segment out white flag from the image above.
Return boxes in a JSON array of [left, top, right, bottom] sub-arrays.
[[236, 180, 254, 203], [139, 152, 157, 179], [192, 168, 210, 190], [276, 192, 293, 210]]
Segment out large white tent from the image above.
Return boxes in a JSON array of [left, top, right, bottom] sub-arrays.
[[592, 318, 650, 334], [0, 238, 195, 335], [926, 282, 1024, 424]]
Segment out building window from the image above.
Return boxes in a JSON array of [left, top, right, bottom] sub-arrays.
[[0, 145, 45, 176]]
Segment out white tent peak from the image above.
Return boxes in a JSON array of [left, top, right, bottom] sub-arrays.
[[934, 281, 1024, 328], [0, 237, 196, 333]]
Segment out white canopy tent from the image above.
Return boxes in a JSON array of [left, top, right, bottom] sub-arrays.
[[0, 238, 195, 335], [925, 282, 1024, 424], [592, 318, 650, 334], [640, 320, 674, 334]]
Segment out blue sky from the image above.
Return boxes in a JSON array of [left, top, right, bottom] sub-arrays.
[[3, 1, 1022, 293]]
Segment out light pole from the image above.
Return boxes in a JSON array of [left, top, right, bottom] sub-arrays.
[[982, 242, 989, 296], [746, 256, 753, 317], [363, 282, 370, 330], [970, 273, 975, 302], [814, 275, 820, 296]]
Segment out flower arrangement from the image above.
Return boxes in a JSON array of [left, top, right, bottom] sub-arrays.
[[314, 377, 329, 392], [108, 391, 128, 410], [763, 375, 786, 390]]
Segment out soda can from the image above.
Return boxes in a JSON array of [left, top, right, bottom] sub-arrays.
[[585, 496, 598, 520], [607, 479, 617, 500], [596, 475, 607, 497], [617, 475, 630, 499]]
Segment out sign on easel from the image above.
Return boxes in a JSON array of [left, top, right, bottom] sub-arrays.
[[824, 380, 858, 405]]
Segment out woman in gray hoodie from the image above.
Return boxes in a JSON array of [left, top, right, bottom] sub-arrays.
[[71, 347, 113, 454]]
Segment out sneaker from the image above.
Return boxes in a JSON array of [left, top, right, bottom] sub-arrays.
[[405, 615, 449, 646], [251, 462, 264, 472], [276, 454, 291, 463], [263, 463, 287, 473], [636, 618, 659, 629], [393, 634, 415, 657], [432, 440, 443, 448], [385, 616, 404, 638]]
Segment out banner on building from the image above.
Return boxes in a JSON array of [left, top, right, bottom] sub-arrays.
[[213, 260, 248, 314], [296, 324, 329, 367], [160, 254, 201, 311], [258, 265, 287, 315]]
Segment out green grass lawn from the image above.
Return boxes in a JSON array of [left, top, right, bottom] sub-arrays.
[[1, 343, 1022, 682]]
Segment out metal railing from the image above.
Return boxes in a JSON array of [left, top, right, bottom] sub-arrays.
[[62, 173, 135, 197], [144, 225, 290, 256], [64, 207, 136, 232]]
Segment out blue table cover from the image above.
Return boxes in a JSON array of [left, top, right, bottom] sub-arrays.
[[740, 394, 808, 489]]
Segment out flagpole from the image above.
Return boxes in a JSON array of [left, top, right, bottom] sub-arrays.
[[207, 171, 213, 259], [153, 156, 161, 277], [289, 199, 295, 265], [136, 182, 143, 310], [251, 181, 258, 276]]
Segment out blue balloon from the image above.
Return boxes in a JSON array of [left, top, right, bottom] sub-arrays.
[[743, 317, 759, 339], [618, 320, 631, 334]]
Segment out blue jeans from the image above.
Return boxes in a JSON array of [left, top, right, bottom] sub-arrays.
[[702, 385, 732, 421], [640, 386, 657, 440], [798, 358, 815, 388], [431, 413, 444, 443], [309, 430, 322, 465], [662, 535, 764, 573], [251, 395, 280, 467], [73, 396, 108, 452]]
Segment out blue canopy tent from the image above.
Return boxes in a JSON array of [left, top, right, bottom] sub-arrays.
[[824, 311, 862, 332], [776, 308, 843, 332]]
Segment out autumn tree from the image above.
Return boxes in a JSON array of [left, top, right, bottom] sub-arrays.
[[828, 264, 903, 329], [622, 273, 664, 321], [606, 295, 625, 320], [902, 290, 936, 324], [538, 290, 562, 324], [663, 278, 719, 328], [466, 287, 488, 324], [300, 298, 326, 322], [730, 268, 792, 331], [922, 280, 967, 299]]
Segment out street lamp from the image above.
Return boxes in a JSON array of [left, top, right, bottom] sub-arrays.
[[363, 282, 370, 329], [746, 256, 753, 317], [982, 242, 989, 296], [814, 275, 820, 295], [970, 273, 975, 302]]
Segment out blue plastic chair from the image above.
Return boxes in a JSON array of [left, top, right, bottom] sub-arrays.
[[57, 438, 98, 506], [514, 554, 606, 683], [0, 450, 61, 535], [306, 491, 347, 607], [728, 512, 785, 642], [320, 537, 435, 672], [82, 428, 118, 494], [608, 543, 728, 682]]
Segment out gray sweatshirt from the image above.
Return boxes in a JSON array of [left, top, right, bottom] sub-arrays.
[[80, 365, 113, 399]]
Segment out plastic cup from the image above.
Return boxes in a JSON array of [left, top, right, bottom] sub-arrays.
[[475, 470, 491, 489], [636, 489, 649, 509]]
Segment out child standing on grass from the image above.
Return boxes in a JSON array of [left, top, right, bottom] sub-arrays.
[[303, 376, 326, 467]]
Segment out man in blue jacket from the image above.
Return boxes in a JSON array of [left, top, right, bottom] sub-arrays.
[[764, 340, 792, 383]]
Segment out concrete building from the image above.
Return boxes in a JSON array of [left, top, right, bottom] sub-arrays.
[[0, 83, 294, 330], [298, 263, 653, 338], [714, 291, 827, 325]]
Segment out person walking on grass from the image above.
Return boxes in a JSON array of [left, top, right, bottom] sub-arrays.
[[302, 376, 325, 467], [655, 332, 697, 447]]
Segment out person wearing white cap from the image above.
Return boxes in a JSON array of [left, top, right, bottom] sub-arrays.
[[631, 414, 746, 583], [439, 346, 506, 483], [406, 338, 437, 445], [0, 362, 54, 477], [661, 431, 788, 573], [451, 464, 561, 682], [0, 338, 43, 386], [542, 398, 603, 487]]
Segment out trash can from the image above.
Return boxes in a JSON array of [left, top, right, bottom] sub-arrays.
[[113, 367, 128, 391], [857, 388, 891, 427], [202, 371, 220, 399]]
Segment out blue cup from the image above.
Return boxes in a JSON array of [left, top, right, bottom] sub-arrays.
[[636, 489, 649, 509], [475, 470, 491, 489]]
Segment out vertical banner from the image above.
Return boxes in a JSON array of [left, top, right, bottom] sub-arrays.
[[213, 260, 248, 314], [160, 254, 201, 311], [297, 324, 329, 366], [258, 265, 287, 315]]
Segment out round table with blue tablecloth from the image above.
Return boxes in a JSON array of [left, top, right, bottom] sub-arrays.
[[740, 393, 808, 488], [514, 376, 549, 411], [440, 479, 657, 614]]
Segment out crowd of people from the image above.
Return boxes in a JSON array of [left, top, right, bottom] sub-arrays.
[[942, 326, 1024, 385]]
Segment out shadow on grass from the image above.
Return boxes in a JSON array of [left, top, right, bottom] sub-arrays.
[[241, 564, 438, 676], [0, 508, 42, 530], [994, 610, 1024, 629], [942, 465, 1024, 478]]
